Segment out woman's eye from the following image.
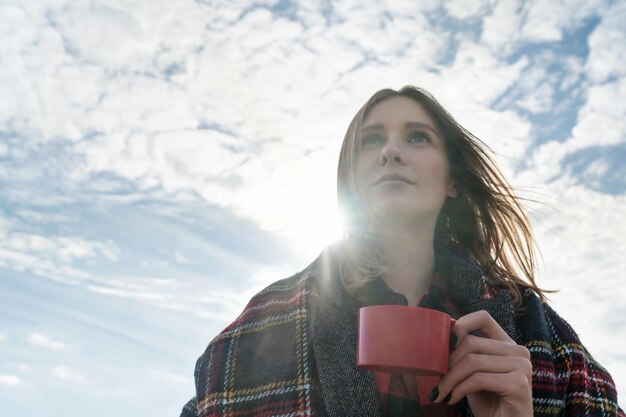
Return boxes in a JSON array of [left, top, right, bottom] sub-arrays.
[[407, 132, 430, 143], [362, 134, 384, 145]]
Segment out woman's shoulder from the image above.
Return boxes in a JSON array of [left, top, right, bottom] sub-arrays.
[[198, 244, 342, 353], [513, 287, 605, 361], [514, 287, 589, 349], [211, 268, 312, 344], [188, 267, 318, 417], [514, 288, 623, 416]]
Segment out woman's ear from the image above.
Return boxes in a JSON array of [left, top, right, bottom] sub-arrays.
[[447, 181, 458, 198]]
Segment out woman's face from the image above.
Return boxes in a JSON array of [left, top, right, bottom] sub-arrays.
[[355, 96, 457, 224]]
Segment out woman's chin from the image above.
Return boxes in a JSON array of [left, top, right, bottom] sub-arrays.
[[368, 202, 439, 223]]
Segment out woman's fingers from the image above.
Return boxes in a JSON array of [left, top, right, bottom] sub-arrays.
[[430, 309, 533, 408], [451, 310, 512, 343], [449, 334, 531, 368], [435, 353, 532, 402], [444, 370, 532, 406]]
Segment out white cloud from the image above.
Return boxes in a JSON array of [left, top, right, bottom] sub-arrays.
[[586, 2, 626, 83], [0, 333, 6, 342], [0, 243, 96, 287], [518, 74, 626, 189], [16, 363, 31, 371], [560, 56, 585, 90], [51, 5, 159, 71], [85, 285, 165, 302], [0, 0, 474, 252], [428, 40, 529, 108], [0, 9, 102, 141], [581, 158, 609, 180], [454, 106, 532, 166], [516, 82, 554, 114], [81, 75, 197, 136], [568, 78, 626, 150], [6, 232, 120, 263], [481, 0, 524, 54], [0, 210, 269, 319], [14, 210, 71, 225], [512, 61, 557, 114], [521, 0, 605, 42], [0, 213, 119, 270], [445, 0, 491, 20], [52, 365, 84, 382], [27, 332, 67, 350], [0, 374, 23, 386], [74, 129, 249, 194], [481, 0, 607, 55], [174, 251, 190, 264]]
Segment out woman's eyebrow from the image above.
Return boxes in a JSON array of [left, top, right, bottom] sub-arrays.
[[405, 122, 440, 136], [360, 123, 384, 132], [361, 121, 439, 136]]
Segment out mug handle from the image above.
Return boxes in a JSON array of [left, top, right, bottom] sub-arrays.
[[449, 318, 457, 349]]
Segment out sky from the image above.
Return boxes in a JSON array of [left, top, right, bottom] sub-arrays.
[[0, 0, 625, 415]]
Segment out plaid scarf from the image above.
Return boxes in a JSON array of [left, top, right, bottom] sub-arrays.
[[181, 243, 624, 417]]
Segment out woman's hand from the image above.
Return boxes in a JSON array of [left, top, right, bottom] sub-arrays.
[[430, 310, 533, 417]]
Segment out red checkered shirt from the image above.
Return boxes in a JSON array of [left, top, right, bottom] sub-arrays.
[[354, 272, 466, 417]]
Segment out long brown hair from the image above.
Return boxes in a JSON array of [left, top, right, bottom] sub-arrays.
[[337, 86, 546, 304]]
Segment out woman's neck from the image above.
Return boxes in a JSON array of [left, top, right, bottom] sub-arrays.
[[372, 221, 437, 306]]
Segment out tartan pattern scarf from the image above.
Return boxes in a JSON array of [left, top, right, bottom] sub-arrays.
[[181, 243, 624, 417]]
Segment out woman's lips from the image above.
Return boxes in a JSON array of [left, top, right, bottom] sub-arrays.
[[374, 174, 415, 185]]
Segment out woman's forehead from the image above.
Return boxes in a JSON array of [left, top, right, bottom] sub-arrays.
[[363, 96, 437, 129]]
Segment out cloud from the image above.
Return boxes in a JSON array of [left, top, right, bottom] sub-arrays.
[[0, 0, 528, 257], [51, 5, 160, 71], [569, 79, 626, 149], [14, 210, 71, 225], [0, 333, 6, 342], [481, 0, 525, 54], [481, 0, 608, 55], [516, 4, 626, 189], [52, 366, 85, 382], [585, 1, 626, 83], [174, 251, 190, 264], [444, 0, 490, 20], [0, 205, 289, 321], [27, 332, 67, 350], [74, 129, 249, 199], [0, 374, 23, 386], [6, 232, 120, 263], [433, 40, 530, 107], [0, 209, 121, 283], [519, 76, 626, 190], [85, 285, 165, 302], [520, 0, 606, 43]]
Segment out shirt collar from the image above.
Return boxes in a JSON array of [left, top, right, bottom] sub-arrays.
[[310, 241, 487, 314], [352, 270, 456, 314]]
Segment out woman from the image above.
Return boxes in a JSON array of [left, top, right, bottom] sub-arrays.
[[181, 86, 623, 417]]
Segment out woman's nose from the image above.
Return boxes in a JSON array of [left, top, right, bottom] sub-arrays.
[[379, 142, 405, 165]]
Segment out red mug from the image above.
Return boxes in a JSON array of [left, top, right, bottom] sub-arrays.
[[357, 305, 455, 376]]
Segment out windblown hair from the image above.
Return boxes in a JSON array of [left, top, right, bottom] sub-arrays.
[[337, 86, 546, 304]]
